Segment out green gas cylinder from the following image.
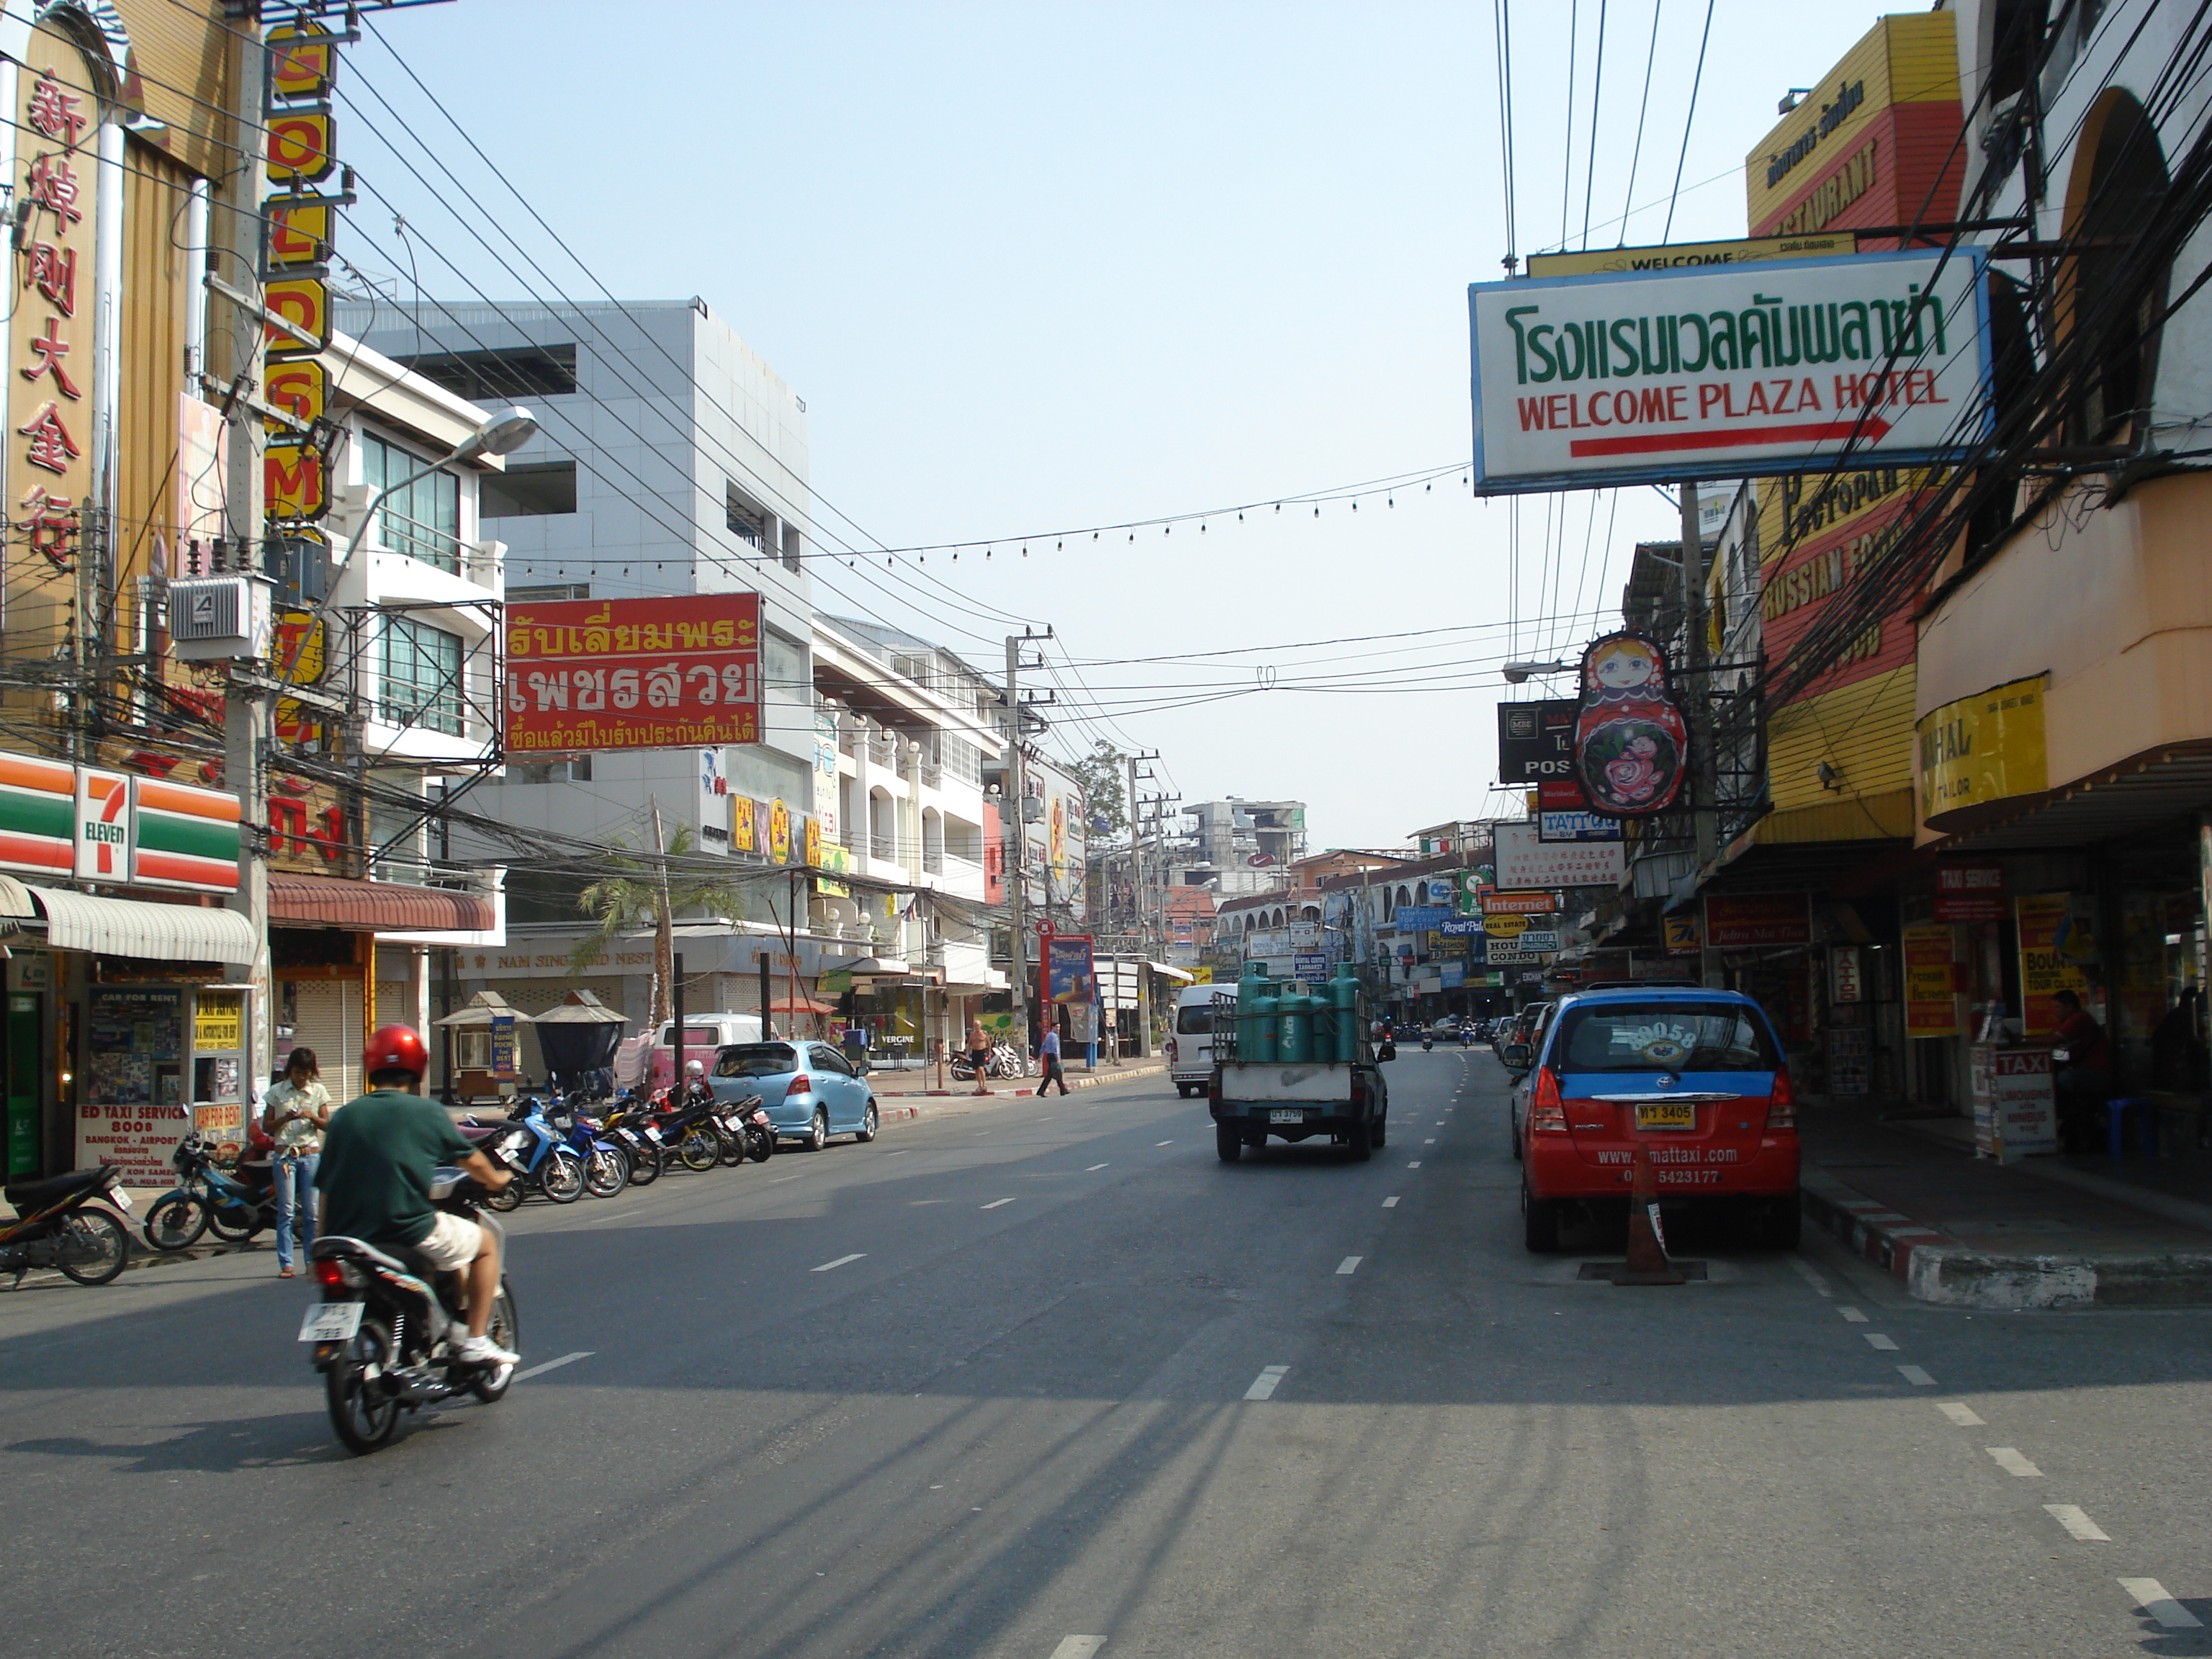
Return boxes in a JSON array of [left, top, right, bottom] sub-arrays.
[[1277, 987, 1311, 1064], [1248, 986, 1280, 1064], [1331, 964, 1362, 1061], [1236, 963, 1266, 1061]]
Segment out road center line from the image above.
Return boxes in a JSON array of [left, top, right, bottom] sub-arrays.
[[514, 1350, 593, 1381], [1382, 1196, 1400, 1208], [1406, 1160, 1421, 1168], [1336, 1256, 1362, 1275], [2044, 1503, 2110, 1541], [1837, 1305, 1868, 1322], [980, 1198, 1016, 1210], [1986, 1447, 2043, 1478], [1937, 1401, 1985, 1426], [1242, 1364, 1289, 1401], [1787, 1257, 1833, 1296], [882, 1150, 910, 1156], [1156, 1141, 1174, 1146], [2123, 1580, 2204, 1629], [1423, 1138, 1437, 1145], [1897, 1364, 1937, 1385], [1085, 1163, 1109, 1172], [811, 1254, 866, 1272], [1051, 1636, 1110, 1659], [1864, 1333, 1899, 1351]]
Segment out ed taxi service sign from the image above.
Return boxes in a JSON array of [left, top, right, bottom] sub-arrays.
[[1467, 248, 1989, 493]]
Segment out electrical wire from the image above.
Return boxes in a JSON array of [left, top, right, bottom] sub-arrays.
[[1660, 0, 1714, 242]]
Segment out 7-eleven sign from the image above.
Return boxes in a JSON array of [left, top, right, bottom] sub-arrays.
[[73, 768, 131, 880]]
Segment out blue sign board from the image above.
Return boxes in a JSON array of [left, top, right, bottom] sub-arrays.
[[1539, 809, 1624, 843], [1439, 962, 1466, 989], [1394, 906, 1454, 932], [1438, 917, 1485, 937], [1293, 952, 1328, 984], [489, 1012, 518, 1082]]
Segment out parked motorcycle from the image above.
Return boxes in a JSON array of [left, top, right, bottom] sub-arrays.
[[596, 1091, 665, 1186], [548, 1093, 630, 1197], [639, 1086, 727, 1173], [141, 1130, 278, 1251], [464, 1096, 584, 1210], [711, 1093, 774, 1164], [302, 1125, 526, 1455], [1, 1162, 132, 1286]]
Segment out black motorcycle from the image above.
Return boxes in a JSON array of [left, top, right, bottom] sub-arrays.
[[1, 1164, 133, 1286], [301, 1126, 527, 1455], [711, 1092, 774, 1165]]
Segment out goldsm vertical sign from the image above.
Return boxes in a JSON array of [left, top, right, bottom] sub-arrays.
[[1467, 250, 1990, 492]]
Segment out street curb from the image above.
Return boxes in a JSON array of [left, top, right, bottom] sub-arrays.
[[874, 1064, 1171, 1125], [1800, 1166, 2212, 1308], [875, 1063, 1169, 1100]]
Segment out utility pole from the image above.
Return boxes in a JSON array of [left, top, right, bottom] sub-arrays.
[[649, 797, 674, 1029], [1125, 750, 1157, 1056], [220, 10, 273, 1104], [1678, 478, 1718, 988], [1002, 628, 1051, 1061]]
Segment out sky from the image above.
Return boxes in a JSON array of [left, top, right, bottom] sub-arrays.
[[334, 0, 1910, 848]]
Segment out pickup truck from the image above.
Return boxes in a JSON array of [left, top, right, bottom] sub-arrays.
[[1207, 986, 1393, 1163]]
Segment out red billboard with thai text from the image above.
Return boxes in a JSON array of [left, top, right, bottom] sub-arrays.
[[505, 594, 760, 753]]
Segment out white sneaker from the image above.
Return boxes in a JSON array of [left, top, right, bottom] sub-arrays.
[[455, 1333, 518, 1366]]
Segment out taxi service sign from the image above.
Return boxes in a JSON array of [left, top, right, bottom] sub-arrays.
[[1468, 248, 1990, 493]]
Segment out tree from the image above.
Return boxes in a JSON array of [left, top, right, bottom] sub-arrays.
[[1070, 739, 1128, 839], [572, 804, 752, 1028]]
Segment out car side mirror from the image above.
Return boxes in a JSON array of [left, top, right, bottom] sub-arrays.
[[1502, 1042, 1532, 1069], [855, 1058, 871, 1074]]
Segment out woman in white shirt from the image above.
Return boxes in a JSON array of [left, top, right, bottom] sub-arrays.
[[261, 1047, 332, 1278]]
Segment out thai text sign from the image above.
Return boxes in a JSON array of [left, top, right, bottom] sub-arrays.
[[1394, 907, 1454, 932], [506, 594, 761, 753], [1933, 861, 2006, 923], [1468, 249, 1990, 492], [1917, 674, 2048, 829], [1493, 823, 1624, 890], [1903, 922, 1958, 1037]]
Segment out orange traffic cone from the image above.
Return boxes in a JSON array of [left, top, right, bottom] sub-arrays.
[[1618, 1143, 1686, 1285]]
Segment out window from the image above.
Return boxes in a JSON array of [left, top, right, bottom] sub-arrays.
[[480, 461, 577, 519], [1175, 1004, 1213, 1035], [713, 1043, 799, 1079], [781, 521, 802, 573], [812, 1044, 855, 1077], [362, 432, 460, 574], [1550, 1001, 1779, 1074], [379, 615, 465, 735], [509, 583, 590, 602], [511, 757, 591, 784], [727, 482, 770, 548], [395, 343, 578, 400]]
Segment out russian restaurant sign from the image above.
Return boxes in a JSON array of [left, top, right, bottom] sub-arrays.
[[505, 594, 762, 753], [1467, 249, 1990, 493], [1574, 633, 1686, 817]]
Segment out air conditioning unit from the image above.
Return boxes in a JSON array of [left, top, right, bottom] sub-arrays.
[[168, 574, 274, 661]]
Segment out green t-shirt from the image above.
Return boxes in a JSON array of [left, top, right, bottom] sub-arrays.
[[314, 1089, 476, 1248]]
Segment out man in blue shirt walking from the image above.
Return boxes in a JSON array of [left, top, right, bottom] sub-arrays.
[[1040, 1022, 1069, 1096]]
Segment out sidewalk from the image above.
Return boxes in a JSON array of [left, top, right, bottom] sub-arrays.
[[1798, 1099, 2212, 1308], [873, 1059, 1169, 1118]]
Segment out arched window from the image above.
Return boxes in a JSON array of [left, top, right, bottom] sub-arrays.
[[2063, 90, 2171, 444]]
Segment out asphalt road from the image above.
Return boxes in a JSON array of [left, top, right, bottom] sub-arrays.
[[6, 1051, 2211, 1658]]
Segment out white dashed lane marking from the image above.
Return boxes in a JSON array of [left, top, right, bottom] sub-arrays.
[[1051, 1637, 1110, 1659], [1243, 1364, 1289, 1401], [2122, 1580, 2204, 1629], [811, 1254, 866, 1272], [1156, 1141, 1174, 1146], [1336, 1256, 1362, 1275], [1789, 1259, 1834, 1297], [1382, 1196, 1400, 1208], [1897, 1364, 1938, 1386], [2044, 1504, 2110, 1542], [514, 1350, 592, 1382], [1406, 1161, 1422, 1169], [1938, 1402, 1985, 1426], [980, 1198, 1016, 1210], [1864, 1333, 1900, 1351], [1838, 1305, 1868, 1322], [1986, 1447, 2043, 1478], [1085, 1163, 1109, 1172]]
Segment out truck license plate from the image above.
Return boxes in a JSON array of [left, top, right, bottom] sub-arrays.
[[1635, 1102, 1696, 1130], [298, 1302, 364, 1342], [1269, 1109, 1305, 1125]]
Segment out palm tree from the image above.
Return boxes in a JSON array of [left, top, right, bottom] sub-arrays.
[[572, 804, 752, 1028]]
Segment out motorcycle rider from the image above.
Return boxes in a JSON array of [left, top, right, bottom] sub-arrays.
[[315, 1025, 518, 1365]]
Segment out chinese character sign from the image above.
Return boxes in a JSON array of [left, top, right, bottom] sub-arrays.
[[12, 29, 99, 587], [505, 594, 763, 752]]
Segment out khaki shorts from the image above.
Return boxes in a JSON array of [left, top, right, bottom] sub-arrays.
[[414, 1210, 485, 1272]]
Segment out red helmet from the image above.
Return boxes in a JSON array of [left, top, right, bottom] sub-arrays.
[[364, 1024, 430, 1081]]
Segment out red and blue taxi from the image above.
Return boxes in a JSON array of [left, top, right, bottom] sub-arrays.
[[1512, 987, 1799, 1251]]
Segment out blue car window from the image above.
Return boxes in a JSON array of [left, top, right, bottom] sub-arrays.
[[714, 1043, 799, 1079]]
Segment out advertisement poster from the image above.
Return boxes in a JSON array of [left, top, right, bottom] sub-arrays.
[[2015, 892, 2095, 1036], [490, 1012, 518, 1081], [1704, 892, 1812, 948], [193, 990, 243, 1052], [1902, 922, 1959, 1037], [1970, 1045, 2057, 1157], [1496, 700, 1577, 783], [1493, 822, 1625, 889], [505, 593, 762, 753], [1046, 935, 1095, 1005]]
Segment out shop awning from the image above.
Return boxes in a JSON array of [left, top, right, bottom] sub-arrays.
[[269, 872, 495, 932], [768, 995, 835, 1015], [28, 884, 257, 962], [0, 874, 33, 921], [1146, 961, 1196, 984]]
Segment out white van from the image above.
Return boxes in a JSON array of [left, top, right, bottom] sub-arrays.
[[1166, 984, 1219, 1097], [616, 1012, 766, 1093]]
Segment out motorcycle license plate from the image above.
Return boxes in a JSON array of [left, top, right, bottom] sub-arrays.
[[1269, 1109, 1305, 1125], [299, 1302, 364, 1342], [645, 1127, 662, 1142], [110, 1188, 130, 1210]]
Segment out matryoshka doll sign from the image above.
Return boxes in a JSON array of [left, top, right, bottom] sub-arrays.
[[1574, 632, 1687, 817]]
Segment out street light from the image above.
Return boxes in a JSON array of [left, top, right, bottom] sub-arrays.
[[1499, 660, 1574, 684]]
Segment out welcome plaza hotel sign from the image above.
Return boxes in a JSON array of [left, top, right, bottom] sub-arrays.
[[1467, 248, 1990, 493]]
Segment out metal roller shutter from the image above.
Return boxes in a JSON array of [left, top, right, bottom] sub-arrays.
[[287, 980, 361, 1101]]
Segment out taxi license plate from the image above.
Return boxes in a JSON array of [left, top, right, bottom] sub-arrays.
[[298, 1302, 364, 1343], [1635, 1102, 1696, 1130], [1269, 1108, 1305, 1125]]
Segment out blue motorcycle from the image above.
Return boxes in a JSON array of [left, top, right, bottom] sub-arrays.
[[464, 1095, 585, 1209], [548, 1092, 631, 1198], [140, 1130, 281, 1251]]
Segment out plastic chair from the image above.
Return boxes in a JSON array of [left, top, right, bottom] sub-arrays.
[[2106, 1097, 2157, 1159]]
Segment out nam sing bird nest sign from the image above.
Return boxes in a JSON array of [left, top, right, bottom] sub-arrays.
[[1467, 248, 1990, 492]]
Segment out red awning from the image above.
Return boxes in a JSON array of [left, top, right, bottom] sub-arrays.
[[269, 872, 495, 933], [768, 996, 834, 1014]]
